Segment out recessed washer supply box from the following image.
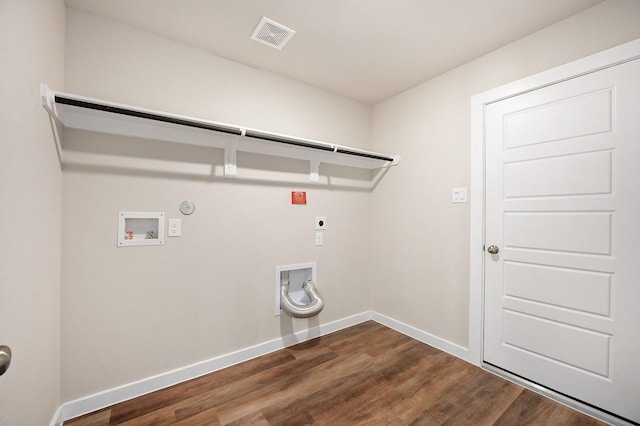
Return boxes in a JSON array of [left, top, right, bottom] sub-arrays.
[[275, 262, 317, 316], [117, 212, 165, 247]]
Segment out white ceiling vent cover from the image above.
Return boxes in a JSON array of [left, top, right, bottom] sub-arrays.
[[250, 17, 295, 50]]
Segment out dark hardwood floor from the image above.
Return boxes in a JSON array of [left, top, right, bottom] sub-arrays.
[[64, 321, 604, 425]]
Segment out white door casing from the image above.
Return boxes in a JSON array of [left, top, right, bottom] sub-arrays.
[[470, 38, 640, 423]]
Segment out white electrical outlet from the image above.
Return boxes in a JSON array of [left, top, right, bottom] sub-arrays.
[[315, 231, 323, 246], [168, 219, 181, 237]]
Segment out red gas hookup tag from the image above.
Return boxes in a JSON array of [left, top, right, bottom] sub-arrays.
[[291, 191, 307, 205]]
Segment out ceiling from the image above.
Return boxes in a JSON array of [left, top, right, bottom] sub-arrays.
[[64, 0, 603, 105]]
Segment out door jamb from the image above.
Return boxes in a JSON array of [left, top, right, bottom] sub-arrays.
[[468, 38, 640, 366]]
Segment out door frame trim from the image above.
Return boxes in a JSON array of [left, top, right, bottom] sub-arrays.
[[468, 37, 640, 366]]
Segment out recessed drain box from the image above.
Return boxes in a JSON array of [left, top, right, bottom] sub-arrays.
[[275, 262, 316, 316]]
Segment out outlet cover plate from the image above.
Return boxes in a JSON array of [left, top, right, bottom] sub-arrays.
[[315, 216, 327, 230], [168, 218, 181, 237], [452, 187, 468, 203]]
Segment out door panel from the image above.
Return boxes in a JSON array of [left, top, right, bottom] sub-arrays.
[[504, 87, 613, 148], [484, 58, 640, 422], [504, 212, 612, 254], [504, 261, 612, 315], [504, 150, 612, 198], [503, 310, 611, 376]]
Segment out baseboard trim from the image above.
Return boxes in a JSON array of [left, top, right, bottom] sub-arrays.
[[53, 311, 474, 424], [50, 405, 64, 426], [54, 311, 373, 424], [370, 312, 472, 363]]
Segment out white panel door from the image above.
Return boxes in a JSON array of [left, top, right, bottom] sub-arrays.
[[484, 58, 640, 423]]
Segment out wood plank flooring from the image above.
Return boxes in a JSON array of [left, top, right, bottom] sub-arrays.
[[64, 321, 604, 425]]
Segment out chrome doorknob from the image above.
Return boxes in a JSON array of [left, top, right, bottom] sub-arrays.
[[487, 245, 500, 254], [0, 345, 11, 376]]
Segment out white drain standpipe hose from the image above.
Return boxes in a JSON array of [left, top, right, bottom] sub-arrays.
[[280, 273, 324, 318]]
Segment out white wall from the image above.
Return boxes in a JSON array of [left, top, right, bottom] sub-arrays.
[[61, 10, 373, 401], [370, 0, 640, 350], [60, 0, 640, 406], [0, 0, 65, 424]]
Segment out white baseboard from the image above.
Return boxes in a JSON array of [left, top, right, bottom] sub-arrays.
[[50, 405, 64, 426], [53, 311, 473, 425], [371, 312, 473, 363], [53, 311, 373, 425]]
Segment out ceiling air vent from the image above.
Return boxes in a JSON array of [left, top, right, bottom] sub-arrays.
[[250, 17, 295, 50]]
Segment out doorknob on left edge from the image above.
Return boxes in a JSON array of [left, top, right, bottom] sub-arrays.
[[0, 345, 11, 376], [487, 245, 499, 254]]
